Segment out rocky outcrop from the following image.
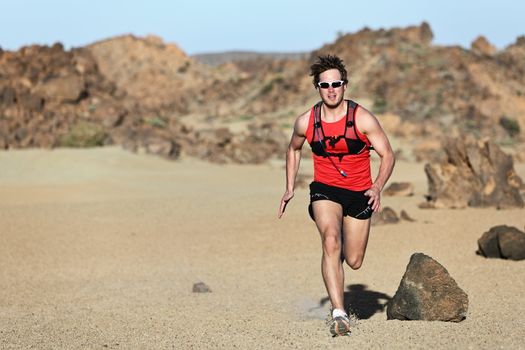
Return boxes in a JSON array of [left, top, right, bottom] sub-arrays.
[[421, 137, 524, 209], [86, 34, 197, 112], [3, 24, 525, 164], [387, 253, 468, 322], [315, 23, 525, 142], [186, 121, 287, 164], [0, 40, 287, 163], [477, 225, 525, 260], [0, 43, 119, 149], [471, 36, 497, 56]]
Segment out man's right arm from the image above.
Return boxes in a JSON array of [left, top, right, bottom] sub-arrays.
[[278, 111, 309, 218]]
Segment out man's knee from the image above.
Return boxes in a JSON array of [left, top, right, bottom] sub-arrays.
[[322, 232, 341, 256], [344, 254, 364, 270]]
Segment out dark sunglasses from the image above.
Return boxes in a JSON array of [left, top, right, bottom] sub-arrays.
[[317, 80, 345, 89]]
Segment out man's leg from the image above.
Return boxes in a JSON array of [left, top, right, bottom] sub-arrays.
[[342, 216, 371, 270], [311, 200, 344, 312]]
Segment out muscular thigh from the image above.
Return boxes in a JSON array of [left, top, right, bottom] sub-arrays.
[[342, 216, 371, 257], [311, 200, 343, 237]]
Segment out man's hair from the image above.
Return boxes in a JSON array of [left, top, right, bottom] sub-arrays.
[[309, 55, 348, 87]]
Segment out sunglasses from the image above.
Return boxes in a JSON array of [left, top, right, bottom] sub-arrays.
[[317, 80, 345, 89]]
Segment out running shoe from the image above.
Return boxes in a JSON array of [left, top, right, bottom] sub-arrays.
[[329, 315, 351, 337]]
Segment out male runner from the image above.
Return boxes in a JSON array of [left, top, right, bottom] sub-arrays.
[[278, 54, 395, 336]]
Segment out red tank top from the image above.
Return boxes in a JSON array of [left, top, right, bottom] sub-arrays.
[[305, 103, 372, 190]]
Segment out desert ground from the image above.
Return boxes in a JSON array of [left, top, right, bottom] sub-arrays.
[[1, 146, 524, 349]]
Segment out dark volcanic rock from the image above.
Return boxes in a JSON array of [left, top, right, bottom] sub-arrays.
[[477, 225, 525, 260], [477, 227, 501, 258], [387, 253, 468, 322], [192, 282, 211, 293]]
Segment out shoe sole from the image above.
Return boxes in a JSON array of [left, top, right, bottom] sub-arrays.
[[330, 318, 351, 337]]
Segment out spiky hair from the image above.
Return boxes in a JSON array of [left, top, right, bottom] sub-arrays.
[[309, 55, 348, 87]]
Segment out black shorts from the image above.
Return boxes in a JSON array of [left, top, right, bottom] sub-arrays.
[[308, 181, 373, 221]]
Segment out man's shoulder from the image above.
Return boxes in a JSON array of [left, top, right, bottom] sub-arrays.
[[297, 108, 312, 122], [288, 107, 311, 137], [355, 104, 381, 132]]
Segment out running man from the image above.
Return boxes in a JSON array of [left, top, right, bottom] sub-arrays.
[[278, 55, 395, 336]]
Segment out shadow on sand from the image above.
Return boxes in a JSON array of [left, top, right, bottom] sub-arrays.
[[319, 284, 391, 319]]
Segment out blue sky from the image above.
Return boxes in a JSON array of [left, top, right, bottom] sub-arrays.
[[1, 0, 523, 54]]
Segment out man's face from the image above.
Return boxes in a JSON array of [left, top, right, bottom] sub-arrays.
[[317, 69, 346, 108]]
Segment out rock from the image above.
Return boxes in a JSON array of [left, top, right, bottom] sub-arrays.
[[371, 207, 399, 225], [413, 139, 445, 163], [400, 210, 416, 222], [192, 282, 211, 293], [387, 253, 468, 322], [384, 182, 414, 196], [90, 102, 127, 128], [477, 225, 525, 260], [471, 36, 497, 56], [499, 230, 525, 260], [477, 227, 503, 258], [17, 93, 45, 112], [145, 137, 179, 158], [421, 137, 524, 209], [34, 75, 86, 103], [1, 86, 16, 106]]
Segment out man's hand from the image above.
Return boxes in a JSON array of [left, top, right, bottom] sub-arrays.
[[278, 191, 294, 218], [364, 185, 381, 212]]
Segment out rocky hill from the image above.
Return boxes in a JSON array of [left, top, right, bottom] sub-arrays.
[[1, 23, 524, 163], [313, 23, 525, 141], [192, 51, 307, 66]]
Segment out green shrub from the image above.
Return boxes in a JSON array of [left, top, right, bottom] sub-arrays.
[[58, 122, 107, 147], [499, 116, 520, 137], [238, 115, 254, 121], [144, 116, 167, 128]]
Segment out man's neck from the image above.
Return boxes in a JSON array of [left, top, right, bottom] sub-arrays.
[[321, 100, 347, 121]]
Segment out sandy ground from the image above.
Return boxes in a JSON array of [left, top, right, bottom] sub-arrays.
[[1, 146, 524, 349]]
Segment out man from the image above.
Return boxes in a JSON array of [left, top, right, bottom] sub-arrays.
[[278, 55, 395, 336]]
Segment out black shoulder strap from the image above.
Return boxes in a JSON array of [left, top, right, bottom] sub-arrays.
[[343, 100, 352, 134], [350, 100, 359, 136], [346, 99, 357, 127], [313, 101, 325, 140], [313, 101, 322, 127]]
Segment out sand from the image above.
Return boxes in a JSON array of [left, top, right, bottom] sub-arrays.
[[1, 146, 524, 349]]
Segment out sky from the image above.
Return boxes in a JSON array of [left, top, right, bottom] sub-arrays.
[[1, 0, 523, 55]]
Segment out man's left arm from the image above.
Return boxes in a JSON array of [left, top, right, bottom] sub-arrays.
[[357, 107, 396, 212]]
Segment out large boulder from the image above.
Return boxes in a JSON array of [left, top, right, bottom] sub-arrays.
[[421, 137, 524, 209], [387, 253, 468, 322], [477, 225, 525, 260]]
